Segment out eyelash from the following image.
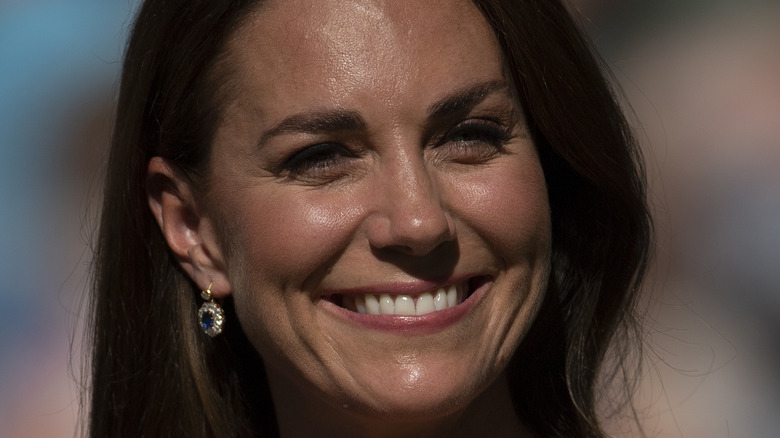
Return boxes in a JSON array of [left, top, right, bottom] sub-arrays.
[[279, 143, 357, 178], [435, 119, 511, 161], [278, 118, 513, 180]]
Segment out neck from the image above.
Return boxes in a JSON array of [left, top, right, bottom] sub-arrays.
[[267, 370, 535, 438]]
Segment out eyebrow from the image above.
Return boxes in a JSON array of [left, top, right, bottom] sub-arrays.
[[427, 79, 511, 119], [259, 110, 366, 145], [258, 79, 511, 145]]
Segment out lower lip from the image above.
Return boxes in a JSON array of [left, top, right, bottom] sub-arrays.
[[318, 281, 490, 335]]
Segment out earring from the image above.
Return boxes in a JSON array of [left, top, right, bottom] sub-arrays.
[[198, 283, 224, 337]]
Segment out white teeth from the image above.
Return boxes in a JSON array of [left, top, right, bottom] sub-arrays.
[[415, 292, 435, 315], [354, 295, 367, 314], [394, 295, 415, 315], [365, 294, 379, 314], [446, 285, 457, 307], [433, 288, 447, 310], [346, 284, 467, 316], [379, 294, 394, 314]]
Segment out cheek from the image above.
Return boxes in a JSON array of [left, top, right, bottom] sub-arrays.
[[226, 188, 366, 288], [218, 188, 367, 369], [449, 158, 551, 258]]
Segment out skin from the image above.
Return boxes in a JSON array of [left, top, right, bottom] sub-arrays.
[[149, 0, 550, 436]]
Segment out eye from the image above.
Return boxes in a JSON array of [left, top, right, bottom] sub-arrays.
[[434, 119, 511, 164], [280, 143, 358, 180]]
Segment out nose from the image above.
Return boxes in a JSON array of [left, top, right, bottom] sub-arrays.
[[366, 151, 456, 256]]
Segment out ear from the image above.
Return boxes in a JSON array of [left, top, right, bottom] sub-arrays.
[[146, 157, 232, 298]]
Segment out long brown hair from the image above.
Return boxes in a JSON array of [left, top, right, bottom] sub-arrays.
[[474, 2, 651, 436], [88, 1, 651, 437]]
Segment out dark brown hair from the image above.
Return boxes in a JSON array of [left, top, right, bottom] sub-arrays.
[[88, 1, 651, 437]]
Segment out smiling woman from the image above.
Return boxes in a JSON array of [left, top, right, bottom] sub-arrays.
[[88, 1, 651, 437]]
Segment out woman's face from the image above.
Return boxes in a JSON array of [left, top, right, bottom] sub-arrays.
[[205, 0, 551, 423]]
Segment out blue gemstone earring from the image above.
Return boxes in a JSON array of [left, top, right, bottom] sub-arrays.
[[198, 283, 224, 337]]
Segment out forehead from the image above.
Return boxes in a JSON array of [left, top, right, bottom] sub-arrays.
[[221, 0, 504, 123]]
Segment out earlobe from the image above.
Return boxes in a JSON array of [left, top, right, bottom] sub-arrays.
[[146, 157, 232, 297]]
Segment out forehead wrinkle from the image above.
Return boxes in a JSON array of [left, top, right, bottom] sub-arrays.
[[215, 0, 508, 152]]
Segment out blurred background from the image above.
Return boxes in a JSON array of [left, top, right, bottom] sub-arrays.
[[0, 0, 777, 436], [571, 1, 780, 436], [0, 1, 139, 436]]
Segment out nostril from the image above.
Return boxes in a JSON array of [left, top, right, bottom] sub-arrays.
[[369, 239, 459, 279], [384, 212, 456, 257]]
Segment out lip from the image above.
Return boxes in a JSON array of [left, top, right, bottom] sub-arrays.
[[318, 275, 492, 335]]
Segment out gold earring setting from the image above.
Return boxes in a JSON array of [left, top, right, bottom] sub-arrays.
[[198, 283, 224, 337]]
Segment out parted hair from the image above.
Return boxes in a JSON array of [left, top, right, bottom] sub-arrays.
[[88, 0, 651, 437]]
